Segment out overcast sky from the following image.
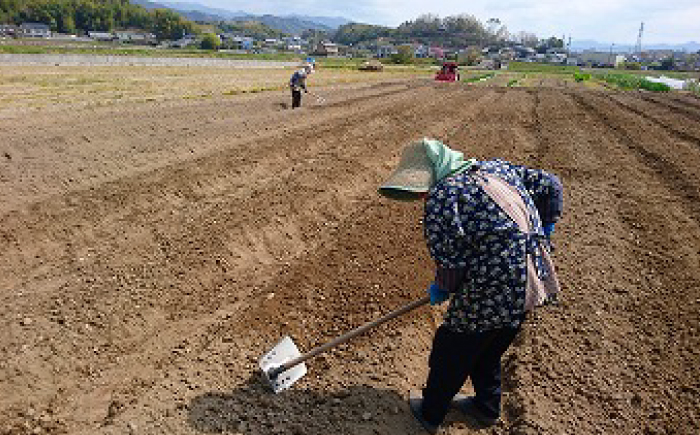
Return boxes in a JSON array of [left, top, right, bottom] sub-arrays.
[[181, 0, 698, 45]]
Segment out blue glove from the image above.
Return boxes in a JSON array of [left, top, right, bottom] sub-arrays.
[[428, 282, 449, 306], [543, 223, 555, 237]]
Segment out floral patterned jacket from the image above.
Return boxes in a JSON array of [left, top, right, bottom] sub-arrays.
[[423, 159, 563, 333]]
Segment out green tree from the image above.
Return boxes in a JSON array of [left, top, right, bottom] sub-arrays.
[[151, 8, 191, 40], [460, 46, 482, 65], [537, 36, 564, 53], [219, 20, 282, 40], [200, 32, 221, 50], [333, 23, 393, 45], [1, 0, 197, 38], [391, 44, 414, 64], [60, 13, 76, 33], [517, 31, 539, 48], [660, 57, 675, 71]]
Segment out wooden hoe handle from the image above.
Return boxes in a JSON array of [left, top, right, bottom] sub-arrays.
[[270, 295, 431, 378]]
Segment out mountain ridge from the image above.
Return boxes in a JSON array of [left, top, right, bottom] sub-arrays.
[[571, 39, 700, 53], [132, 0, 350, 34]]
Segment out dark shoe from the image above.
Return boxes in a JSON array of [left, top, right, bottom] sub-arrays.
[[451, 394, 499, 427], [408, 391, 439, 434]]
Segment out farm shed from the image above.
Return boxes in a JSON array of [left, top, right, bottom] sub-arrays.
[[20, 22, 50, 38]]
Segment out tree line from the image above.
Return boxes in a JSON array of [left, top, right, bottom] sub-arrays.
[[0, 0, 194, 40], [334, 14, 544, 49]]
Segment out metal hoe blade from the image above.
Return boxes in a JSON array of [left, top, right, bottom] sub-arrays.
[[259, 335, 307, 393], [258, 296, 430, 394]]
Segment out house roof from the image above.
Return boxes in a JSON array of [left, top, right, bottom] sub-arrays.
[[21, 22, 50, 30]]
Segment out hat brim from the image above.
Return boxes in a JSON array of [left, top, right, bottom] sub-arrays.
[[378, 140, 434, 201], [378, 186, 427, 201]]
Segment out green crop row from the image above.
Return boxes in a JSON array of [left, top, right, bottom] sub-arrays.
[[686, 80, 700, 96], [464, 72, 495, 83], [574, 72, 591, 82], [597, 73, 671, 92]]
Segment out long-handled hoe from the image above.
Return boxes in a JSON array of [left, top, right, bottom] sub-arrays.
[[259, 296, 430, 393], [309, 91, 326, 104]]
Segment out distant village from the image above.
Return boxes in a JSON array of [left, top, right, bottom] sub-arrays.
[[1, 21, 698, 72]]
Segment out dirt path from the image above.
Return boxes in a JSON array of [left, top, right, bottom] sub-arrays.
[[1, 81, 699, 435]]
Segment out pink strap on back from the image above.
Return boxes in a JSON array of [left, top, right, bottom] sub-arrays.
[[476, 173, 561, 311]]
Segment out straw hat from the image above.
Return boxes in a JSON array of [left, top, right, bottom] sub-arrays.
[[378, 140, 435, 201]]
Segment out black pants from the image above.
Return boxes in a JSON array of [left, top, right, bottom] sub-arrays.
[[291, 89, 302, 108], [421, 323, 523, 426]]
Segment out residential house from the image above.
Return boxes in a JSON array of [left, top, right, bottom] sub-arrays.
[[481, 46, 502, 60], [51, 33, 79, 41], [478, 59, 497, 69], [171, 34, 197, 48], [0, 24, 17, 37], [314, 41, 338, 56], [113, 31, 154, 44], [286, 41, 302, 52], [429, 46, 445, 59], [282, 35, 306, 51], [498, 47, 517, 61], [376, 44, 397, 58], [222, 35, 254, 50], [413, 44, 429, 58], [512, 45, 536, 61], [578, 50, 626, 67], [644, 50, 675, 62], [88, 31, 114, 41], [456, 46, 484, 65], [545, 47, 568, 64], [20, 22, 51, 38]]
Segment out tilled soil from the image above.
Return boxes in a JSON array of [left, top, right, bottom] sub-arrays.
[[1, 79, 699, 435]]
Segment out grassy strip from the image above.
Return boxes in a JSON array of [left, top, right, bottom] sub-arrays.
[[506, 78, 519, 87], [574, 71, 592, 82], [463, 72, 495, 83], [508, 61, 580, 74], [684, 80, 700, 97], [0, 44, 304, 60], [0, 44, 434, 74]]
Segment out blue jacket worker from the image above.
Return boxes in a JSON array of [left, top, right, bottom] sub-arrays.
[[289, 63, 313, 109], [378, 138, 564, 434]]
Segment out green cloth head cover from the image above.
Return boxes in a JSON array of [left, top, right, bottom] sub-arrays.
[[423, 138, 477, 182], [378, 138, 477, 201]]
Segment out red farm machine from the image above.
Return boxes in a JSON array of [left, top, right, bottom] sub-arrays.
[[435, 61, 460, 82]]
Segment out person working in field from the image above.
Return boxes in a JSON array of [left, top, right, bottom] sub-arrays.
[[289, 63, 313, 109], [378, 138, 564, 433]]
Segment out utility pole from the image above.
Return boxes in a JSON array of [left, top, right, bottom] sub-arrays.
[[608, 43, 615, 68], [635, 22, 644, 60]]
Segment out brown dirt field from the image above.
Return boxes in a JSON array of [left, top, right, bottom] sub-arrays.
[[1, 71, 699, 435], [0, 65, 430, 119]]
